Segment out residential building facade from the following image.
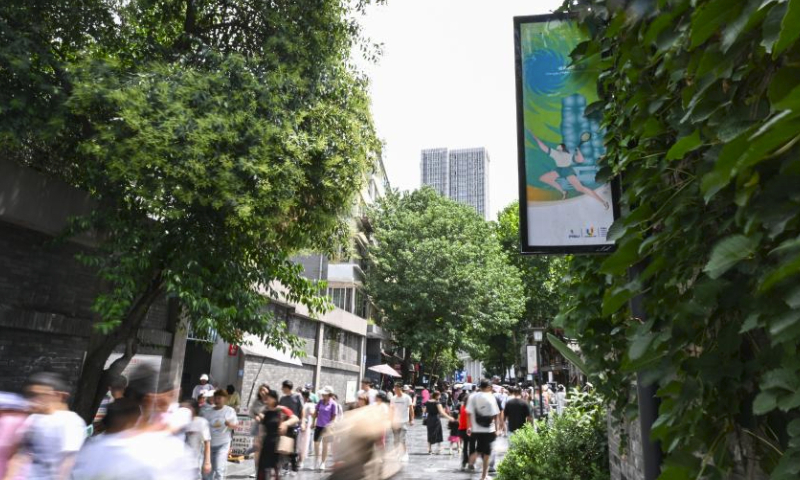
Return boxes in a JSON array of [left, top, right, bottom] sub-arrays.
[[421, 147, 490, 219]]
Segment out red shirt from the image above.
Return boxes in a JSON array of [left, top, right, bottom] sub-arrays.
[[458, 405, 469, 430]]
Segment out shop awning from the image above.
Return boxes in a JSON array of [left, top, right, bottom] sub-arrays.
[[240, 334, 303, 366]]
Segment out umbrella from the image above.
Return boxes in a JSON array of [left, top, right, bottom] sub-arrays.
[[368, 364, 401, 377]]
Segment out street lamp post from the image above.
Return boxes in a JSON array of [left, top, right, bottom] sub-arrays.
[[532, 327, 545, 418]]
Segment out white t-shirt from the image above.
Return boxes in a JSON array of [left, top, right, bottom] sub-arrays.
[[301, 402, 316, 429], [191, 384, 215, 401], [548, 148, 574, 168], [390, 394, 412, 428], [466, 392, 501, 434], [184, 417, 211, 469], [70, 431, 195, 480], [201, 406, 237, 446], [22, 410, 87, 479]]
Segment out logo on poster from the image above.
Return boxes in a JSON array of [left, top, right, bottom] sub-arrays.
[[585, 227, 596, 237], [568, 228, 581, 239]]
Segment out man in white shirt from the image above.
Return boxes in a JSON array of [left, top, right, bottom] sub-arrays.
[[356, 378, 378, 405], [201, 389, 238, 480], [191, 374, 215, 401], [4, 372, 87, 480], [389, 382, 413, 462], [466, 380, 501, 480]]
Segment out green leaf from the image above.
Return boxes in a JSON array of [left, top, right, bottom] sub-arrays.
[[753, 391, 778, 415], [666, 130, 702, 160], [703, 235, 759, 279], [602, 286, 635, 317], [768, 310, 800, 337], [690, 0, 741, 49], [785, 285, 800, 308], [600, 237, 643, 275], [774, 0, 800, 56], [629, 331, 656, 361], [739, 313, 761, 333], [546, 334, 588, 375], [788, 419, 800, 437], [761, 2, 788, 53], [760, 254, 800, 291]]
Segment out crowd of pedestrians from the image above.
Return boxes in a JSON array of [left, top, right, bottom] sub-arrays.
[[0, 367, 580, 480]]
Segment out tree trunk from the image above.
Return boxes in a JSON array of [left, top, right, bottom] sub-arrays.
[[73, 273, 163, 423], [401, 347, 413, 384]]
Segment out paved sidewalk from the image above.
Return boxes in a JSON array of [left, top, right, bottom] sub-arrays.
[[228, 421, 508, 479]]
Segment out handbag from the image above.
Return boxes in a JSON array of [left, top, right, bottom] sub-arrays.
[[277, 435, 295, 455]]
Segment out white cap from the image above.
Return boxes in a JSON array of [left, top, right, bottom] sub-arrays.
[[200, 374, 209, 381]]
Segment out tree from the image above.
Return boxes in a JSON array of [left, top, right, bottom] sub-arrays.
[[486, 202, 568, 378], [365, 188, 525, 381], [0, 0, 381, 421], [554, 0, 800, 477]]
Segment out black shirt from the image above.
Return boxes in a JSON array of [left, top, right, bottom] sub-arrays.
[[278, 393, 303, 418], [504, 397, 532, 432]]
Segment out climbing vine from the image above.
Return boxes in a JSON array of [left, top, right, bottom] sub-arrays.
[[554, 0, 800, 478]]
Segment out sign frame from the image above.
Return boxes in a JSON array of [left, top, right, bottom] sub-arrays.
[[514, 14, 620, 255]]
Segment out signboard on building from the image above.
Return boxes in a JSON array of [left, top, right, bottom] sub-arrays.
[[515, 14, 619, 254]]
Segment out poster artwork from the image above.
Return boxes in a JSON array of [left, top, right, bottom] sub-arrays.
[[515, 15, 618, 254]]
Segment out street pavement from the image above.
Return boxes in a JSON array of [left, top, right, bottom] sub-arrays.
[[228, 421, 509, 479]]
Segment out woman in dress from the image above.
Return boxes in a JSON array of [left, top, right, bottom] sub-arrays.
[[256, 390, 299, 480], [297, 390, 316, 470], [423, 392, 454, 455]]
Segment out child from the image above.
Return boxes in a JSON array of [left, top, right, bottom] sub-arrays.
[[447, 408, 461, 455]]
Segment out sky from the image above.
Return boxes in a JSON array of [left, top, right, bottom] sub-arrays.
[[357, 0, 565, 220]]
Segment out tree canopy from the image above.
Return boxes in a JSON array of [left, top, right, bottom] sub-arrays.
[[365, 188, 525, 379], [556, 0, 800, 477], [0, 0, 381, 420], [482, 201, 568, 377]]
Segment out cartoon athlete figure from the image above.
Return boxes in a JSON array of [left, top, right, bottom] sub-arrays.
[[532, 134, 609, 209]]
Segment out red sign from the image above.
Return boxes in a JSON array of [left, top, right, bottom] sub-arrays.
[[228, 344, 239, 356]]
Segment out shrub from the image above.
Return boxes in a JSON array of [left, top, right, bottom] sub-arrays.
[[497, 390, 609, 480]]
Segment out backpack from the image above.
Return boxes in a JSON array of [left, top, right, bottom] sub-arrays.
[[473, 395, 495, 428]]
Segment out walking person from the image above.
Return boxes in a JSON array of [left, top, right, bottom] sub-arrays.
[[466, 380, 500, 480], [504, 387, 532, 435], [70, 365, 195, 480], [312, 387, 338, 472], [277, 381, 303, 476], [202, 389, 238, 480], [296, 391, 315, 470], [3, 372, 87, 480], [389, 382, 413, 463], [457, 391, 476, 471], [256, 391, 299, 480], [248, 384, 270, 468], [192, 374, 215, 401], [424, 392, 453, 455], [183, 400, 212, 479]]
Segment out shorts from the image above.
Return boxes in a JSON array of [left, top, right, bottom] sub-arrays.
[[555, 166, 576, 179], [392, 427, 407, 446], [473, 432, 495, 455], [314, 426, 330, 443]]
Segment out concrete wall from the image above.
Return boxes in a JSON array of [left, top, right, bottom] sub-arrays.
[[0, 159, 179, 395], [240, 355, 317, 413]]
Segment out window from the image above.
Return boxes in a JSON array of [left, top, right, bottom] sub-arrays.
[[328, 287, 353, 312]]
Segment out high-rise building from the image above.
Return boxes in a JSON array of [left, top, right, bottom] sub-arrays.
[[420, 147, 490, 219], [420, 148, 449, 197]]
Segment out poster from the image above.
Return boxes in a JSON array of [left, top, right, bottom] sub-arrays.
[[526, 346, 538, 374], [230, 415, 254, 456], [345, 380, 358, 404], [515, 14, 618, 254]]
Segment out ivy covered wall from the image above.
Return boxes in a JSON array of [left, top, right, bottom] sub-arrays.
[[555, 1, 800, 478]]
